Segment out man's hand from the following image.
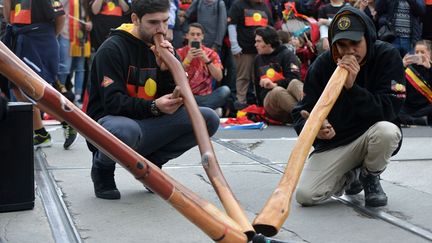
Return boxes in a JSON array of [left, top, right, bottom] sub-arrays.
[[154, 94, 183, 114], [337, 55, 360, 90], [259, 78, 276, 89], [150, 40, 174, 71], [300, 110, 335, 140]]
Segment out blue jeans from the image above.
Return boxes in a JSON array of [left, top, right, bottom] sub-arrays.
[[392, 37, 412, 57], [58, 35, 86, 97], [58, 35, 71, 85], [93, 107, 220, 169], [71, 57, 85, 96], [194, 85, 230, 110]]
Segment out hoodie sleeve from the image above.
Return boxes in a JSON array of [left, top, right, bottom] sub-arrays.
[[344, 46, 405, 123], [93, 44, 153, 119]]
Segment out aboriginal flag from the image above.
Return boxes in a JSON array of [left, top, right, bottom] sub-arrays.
[[10, 0, 31, 24], [69, 0, 91, 57], [244, 9, 268, 27], [426, 0, 432, 5], [127, 66, 158, 100], [259, 64, 285, 83], [100, 0, 122, 16]]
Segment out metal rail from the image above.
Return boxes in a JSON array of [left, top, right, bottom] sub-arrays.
[[34, 149, 82, 243]]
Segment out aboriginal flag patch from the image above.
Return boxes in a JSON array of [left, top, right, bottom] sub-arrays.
[[244, 9, 268, 27], [101, 76, 114, 88]]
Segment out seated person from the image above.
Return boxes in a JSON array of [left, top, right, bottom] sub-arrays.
[[400, 40, 432, 126], [176, 22, 230, 112], [253, 26, 302, 124]]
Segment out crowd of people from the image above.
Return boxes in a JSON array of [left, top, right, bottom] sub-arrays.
[[0, 0, 431, 206]]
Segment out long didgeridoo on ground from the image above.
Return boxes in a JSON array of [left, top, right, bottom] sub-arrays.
[[153, 34, 255, 240], [252, 67, 349, 236], [0, 42, 248, 243]]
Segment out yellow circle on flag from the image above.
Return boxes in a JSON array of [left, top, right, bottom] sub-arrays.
[[266, 68, 275, 78], [15, 4, 21, 16], [145, 78, 157, 97], [253, 13, 262, 22], [107, 2, 115, 11]]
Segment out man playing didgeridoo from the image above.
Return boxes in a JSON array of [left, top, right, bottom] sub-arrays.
[[292, 6, 405, 207], [86, 0, 219, 200]]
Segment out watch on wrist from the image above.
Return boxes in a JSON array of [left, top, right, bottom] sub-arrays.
[[150, 100, 162, 116]]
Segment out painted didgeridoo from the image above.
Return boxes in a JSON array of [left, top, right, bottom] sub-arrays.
[[153, 34, 255, 240], [252, 67, 349, 236], [0, 42, 247, 242]]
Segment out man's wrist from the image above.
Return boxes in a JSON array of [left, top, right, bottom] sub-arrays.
[[205, 59, 213, 65], [150, 100, 162, 116]]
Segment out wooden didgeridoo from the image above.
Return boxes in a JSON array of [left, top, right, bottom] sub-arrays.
[[252, 67, 349, 236], [153, 34, 255, 240], [0, 42, 247, 243]]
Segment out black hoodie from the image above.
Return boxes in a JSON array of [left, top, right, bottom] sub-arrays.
[[253, 45, 300, 105], [87, 24, 176, 122], [292, 6, 405, 153]]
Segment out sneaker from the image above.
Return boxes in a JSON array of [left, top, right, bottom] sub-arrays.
[[63, 124, 79, 150], [359, 169, 388, 207], [34, 133, 52, 148], [215, 107, 223, 118], [344, 168, 363, 195], [91, 166, 121, 200]]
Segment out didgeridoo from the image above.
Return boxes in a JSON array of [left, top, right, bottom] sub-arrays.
[[153, 34, 255, 240], [252, 67, 349, 236], [0, 42, 247, 242]]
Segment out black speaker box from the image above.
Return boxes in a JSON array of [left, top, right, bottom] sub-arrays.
[[0, 102, 34, 212]]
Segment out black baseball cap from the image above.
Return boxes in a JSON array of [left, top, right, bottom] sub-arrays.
[[331, 14, 365, 45]]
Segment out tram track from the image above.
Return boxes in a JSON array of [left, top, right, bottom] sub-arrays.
[[34, 148, 82, 243]]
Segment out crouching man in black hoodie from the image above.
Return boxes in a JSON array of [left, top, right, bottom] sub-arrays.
[[86, 0, 219, 200], [292, 6, 405, 207]]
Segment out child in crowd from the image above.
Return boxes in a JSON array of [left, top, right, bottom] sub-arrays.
[[289, 33, 316, 81]]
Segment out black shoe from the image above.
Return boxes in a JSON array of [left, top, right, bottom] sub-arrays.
[[63, 124, 79, 150], [91, 166, 121, 200], [359, 170, 387, 207], [345, 168, 363, 195]]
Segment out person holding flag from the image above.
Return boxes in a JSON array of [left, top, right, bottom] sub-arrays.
[[253, 26, 302, 124]]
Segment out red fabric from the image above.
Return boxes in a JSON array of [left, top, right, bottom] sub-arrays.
[[223, 116, 255, 125]]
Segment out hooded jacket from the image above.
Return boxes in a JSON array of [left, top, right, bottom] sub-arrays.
[[292, 6, 405, 153], [253, 45, 300, 105], [87, 24, 176, 122]]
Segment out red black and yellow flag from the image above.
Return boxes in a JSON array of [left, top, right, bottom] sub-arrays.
[[244, 9, 268, 27], [10, 0, 31, 24], [69, 0, 91, 57], [100, 0, 122, 16], [126, 66, 158, 100], [259, 64, 285, 83], [425, 0, 432, 6]]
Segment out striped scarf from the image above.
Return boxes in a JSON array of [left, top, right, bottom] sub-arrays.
[[405, 66, 432, 103]]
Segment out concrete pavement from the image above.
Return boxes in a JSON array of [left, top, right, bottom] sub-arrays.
[[1, 125, 431, 243]]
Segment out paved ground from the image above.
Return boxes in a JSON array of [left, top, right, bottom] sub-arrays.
[[1, 124, 431, 243]]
